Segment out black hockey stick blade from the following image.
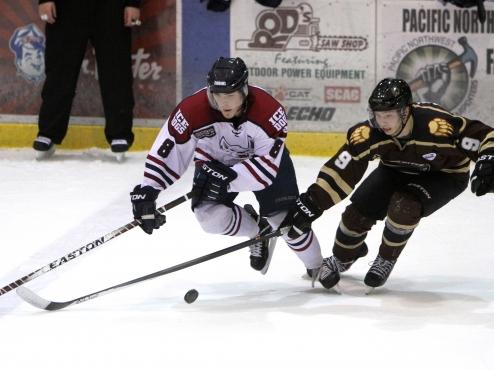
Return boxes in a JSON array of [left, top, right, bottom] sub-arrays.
[[1, 191, 192, 297], [16, 227, 287, 311]]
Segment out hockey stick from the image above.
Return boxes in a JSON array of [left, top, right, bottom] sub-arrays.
[[0, 191, 193, 297], [16, 228, 287, 311]]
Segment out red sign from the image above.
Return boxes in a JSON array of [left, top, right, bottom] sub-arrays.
[[324, 86, 361, 103], [0, 0, 176, 120]]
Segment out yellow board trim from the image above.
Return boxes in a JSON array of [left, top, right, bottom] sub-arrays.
[[0, 123, 346, 156]]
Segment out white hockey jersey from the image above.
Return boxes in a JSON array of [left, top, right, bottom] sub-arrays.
[[141, 86, 288, 192]]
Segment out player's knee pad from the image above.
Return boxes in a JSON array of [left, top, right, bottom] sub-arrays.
[[194, 202, 233, 234], [341, 204, 376, 235], [387, 191, 422, 227]]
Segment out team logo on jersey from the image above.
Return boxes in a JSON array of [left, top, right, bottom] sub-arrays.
[[349, 125, 370, 145], [269, 107, 288, 132], [428, 118, 453, 137], [219, 136, 254, 159], [422, 153, 437, 161], [170, 109, 189, 135], [8, 24, 45, 84], [193, 126, 216, 139]]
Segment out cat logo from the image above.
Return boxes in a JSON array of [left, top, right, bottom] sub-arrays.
[[428, 118, 453, 137], [349, 125, 370, 145]]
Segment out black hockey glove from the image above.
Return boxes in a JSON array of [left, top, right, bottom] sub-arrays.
[[130, 185, 167, 235], [471, 152, 494, 196], [192, 160, 237, 208], [281, 192, 323, 238], [200, 0, 231, 12]]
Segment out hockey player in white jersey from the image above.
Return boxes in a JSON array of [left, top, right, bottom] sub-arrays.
[[130, 57, 323, 275]]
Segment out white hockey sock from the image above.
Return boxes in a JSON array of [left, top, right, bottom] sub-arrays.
[[194, 202, 258, 237], [267, 211, 323, 269]]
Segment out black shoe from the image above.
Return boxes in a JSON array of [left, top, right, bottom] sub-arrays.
[[244, 204, 276, 274], [318, 243, 368, 289], [33, 136, 55, 159], [111, 139, 129, 162], [364, 255, 397, 288], [110, 139, 129, 153]]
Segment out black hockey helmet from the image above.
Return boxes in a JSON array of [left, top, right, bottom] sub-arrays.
[[368, 78, 412, 112], [207, 57, 249, 95]]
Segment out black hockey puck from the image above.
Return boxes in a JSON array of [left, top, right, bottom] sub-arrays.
[[184, 289, 199, 304]]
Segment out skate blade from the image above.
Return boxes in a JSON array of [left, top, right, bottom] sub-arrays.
[[35, 146, 55, 160], [365, 286, 375, 295], [114, 152, 126, 162], [260, 237, 277, 275], [332, 283, 342, 294], [311, 267, 321, 288]]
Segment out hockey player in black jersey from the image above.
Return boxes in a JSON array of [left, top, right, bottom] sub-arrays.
[[130, 57, 323, 275], [283, 78, 494, 291]]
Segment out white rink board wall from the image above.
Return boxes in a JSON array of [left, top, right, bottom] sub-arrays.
[[378, 1, 494, 126], [231, 0, 376, 132], [231, 0, 494, 132]]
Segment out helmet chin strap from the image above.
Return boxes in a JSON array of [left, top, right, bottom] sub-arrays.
[[389, 107, 410, 138]]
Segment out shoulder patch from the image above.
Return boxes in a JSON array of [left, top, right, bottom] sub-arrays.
[[170, 109, 189, 135], [428, 118, 453, 137], [268, 106, 288, 133], [349, 125, 370, 145], [193, 126, 216, 139]]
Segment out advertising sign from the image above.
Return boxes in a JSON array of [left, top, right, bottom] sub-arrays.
[[0, 0, 176, 126], [378, 1, 494, 124], [231, 0, 375, 132]]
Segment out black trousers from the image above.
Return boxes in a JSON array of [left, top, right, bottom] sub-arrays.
[[350, 164, 469, 220], [38, 0, 134, 145]]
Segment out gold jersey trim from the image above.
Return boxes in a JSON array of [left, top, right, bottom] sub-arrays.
[[315, 178, 342, 205], [319, 166, 353, 195], [382, 235, 409, 247]]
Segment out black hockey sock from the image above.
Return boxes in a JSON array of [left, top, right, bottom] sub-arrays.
[[333, 223, 368, 262], [379, 217, 416, 260], [333, 204, 375, 262]]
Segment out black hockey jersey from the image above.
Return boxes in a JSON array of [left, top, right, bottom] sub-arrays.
[[141, 86, 288, 192], [308, 102, 494, 210]]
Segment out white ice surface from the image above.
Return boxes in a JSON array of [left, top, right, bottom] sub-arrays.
[[1, 149, 493, 370]]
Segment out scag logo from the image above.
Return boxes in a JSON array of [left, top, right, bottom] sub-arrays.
[[325, 86, 361, 103]]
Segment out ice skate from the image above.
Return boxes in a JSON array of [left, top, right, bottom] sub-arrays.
[[364, 255, 396, 294], [111, 139, 129, 162], [33, 136, 55, 160], [244, 204, 277, 274], [318, 243, 368, 291]]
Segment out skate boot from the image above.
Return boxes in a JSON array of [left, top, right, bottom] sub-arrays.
[[244, 204, 277, 274], [111, 139, 129, 162], [364, 255, 397, 290], [318, 243, 368, 289], [33, 136, 55, 160]]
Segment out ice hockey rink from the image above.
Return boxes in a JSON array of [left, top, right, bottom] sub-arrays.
[[1, 150, 493, 370]]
